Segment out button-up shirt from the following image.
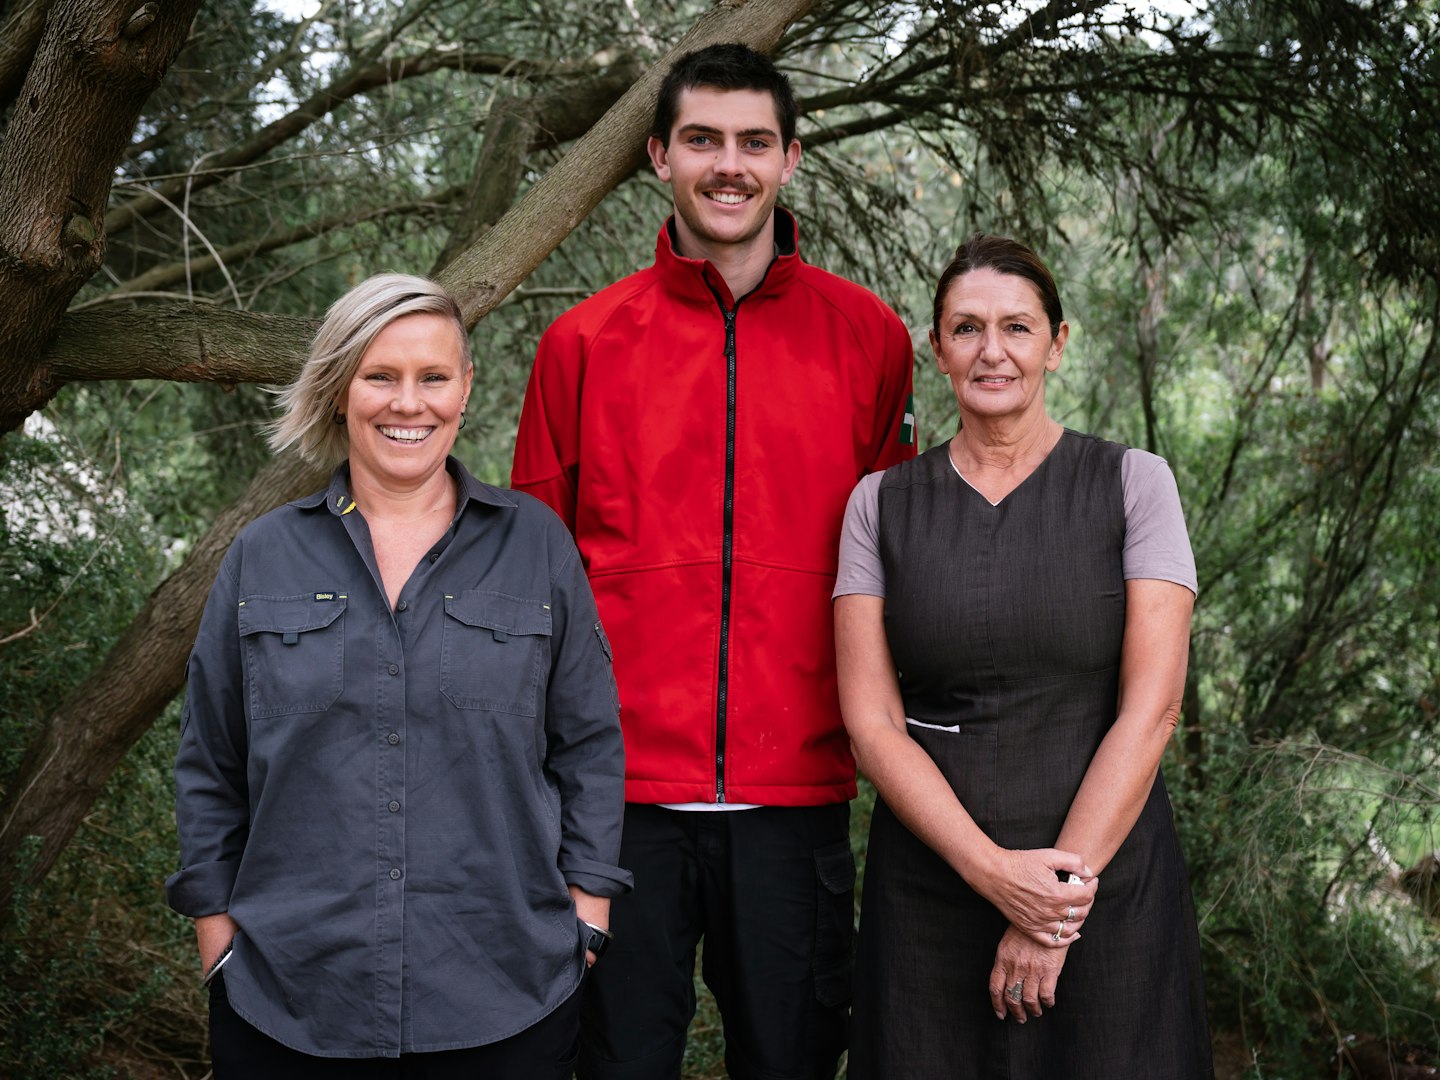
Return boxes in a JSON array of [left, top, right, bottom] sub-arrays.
[[166, 458, 630, 1057]]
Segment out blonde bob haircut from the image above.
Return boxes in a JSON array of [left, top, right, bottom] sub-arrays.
[[268, 273, 472, 467]]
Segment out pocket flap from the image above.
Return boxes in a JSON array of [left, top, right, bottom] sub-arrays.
[[444, 591, 552, 636], [238, 595, 347, 636], [814, 841, 857, 895]]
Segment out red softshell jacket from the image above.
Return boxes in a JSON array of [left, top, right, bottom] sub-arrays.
[[512, 211, 916, 805]]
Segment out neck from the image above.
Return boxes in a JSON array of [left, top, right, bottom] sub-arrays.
[[672, 214, 776, 299], [347, 462, 457, 522], [951, 413, 1062, 473]]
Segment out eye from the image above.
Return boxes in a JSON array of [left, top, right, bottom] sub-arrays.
[[952, 322, 977, 336], [422, 372, 449, 384], [364, 372, 392, 383], [743, 138, 769, 151], [688, 134, 713, 147], [1007, 323, 1032, 334]]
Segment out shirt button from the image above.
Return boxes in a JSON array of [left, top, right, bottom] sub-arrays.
[[387, 663, 399, 675], [396, 600, 408, 612], [387, 732, 400, 745], [388, 800, 400, 813], [389, 868, 401, 880], [428, 552, 439, 563]]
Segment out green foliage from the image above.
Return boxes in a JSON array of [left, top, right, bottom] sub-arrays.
[[0, 716, 200, 1079], [0, 426, 166, 771], [1177, 736, 1440, 1074]]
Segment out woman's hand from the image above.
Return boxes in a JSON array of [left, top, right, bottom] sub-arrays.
[[988, 924, 1071, 1022], [195, 912, 238, 975], [570, 885, 610, 968], [973, 848, 1096, 948]]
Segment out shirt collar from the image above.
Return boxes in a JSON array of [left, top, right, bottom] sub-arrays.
[[292, 457, 518, 517], [655, 207, 801, 308]]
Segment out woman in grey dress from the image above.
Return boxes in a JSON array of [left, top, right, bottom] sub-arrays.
[[835, 235, 1212, 1077]]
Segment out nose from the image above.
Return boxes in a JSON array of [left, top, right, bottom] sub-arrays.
[[714, 138, 745, 177], [391, 378, 425, 413], [977, 324, 1004, 363]]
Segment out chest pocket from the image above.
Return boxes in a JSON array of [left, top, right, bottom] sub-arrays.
[[441, 591, 551, 716], [238, 595, 346, 718]]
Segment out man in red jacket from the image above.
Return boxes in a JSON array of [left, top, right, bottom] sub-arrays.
[[512, 43, 915, 1080]]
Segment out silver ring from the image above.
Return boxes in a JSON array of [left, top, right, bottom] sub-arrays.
[[1066, 906, 1077, 922], [1052, 920, 1066, 941], [1007, 981, 1023, 1003]]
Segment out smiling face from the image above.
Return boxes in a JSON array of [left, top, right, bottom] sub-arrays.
[[930, 267, 1068, 426], [342, 312, 472, 494], [647, 86, 801, 265]]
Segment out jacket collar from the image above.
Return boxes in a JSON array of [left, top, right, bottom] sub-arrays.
[[293, 457, 517, 516], [654, 207, 801, 308]]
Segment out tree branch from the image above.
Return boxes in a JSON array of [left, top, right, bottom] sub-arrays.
[[105, 47, 620, 238]]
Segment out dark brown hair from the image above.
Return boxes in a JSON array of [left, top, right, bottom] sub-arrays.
[[932, 233, 1063, 337], [651, 43, 798, 148]]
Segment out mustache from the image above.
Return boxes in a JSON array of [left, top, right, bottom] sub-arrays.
[[702, 180, 760, 194]]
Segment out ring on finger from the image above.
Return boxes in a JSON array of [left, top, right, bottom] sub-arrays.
[[1052, 919, 1066, 941], [1066, 906, 1077, 922], [1007, 980, 1023, 1003]]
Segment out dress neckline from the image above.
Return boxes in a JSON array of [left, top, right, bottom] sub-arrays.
[[945, 429, 1070, 507]]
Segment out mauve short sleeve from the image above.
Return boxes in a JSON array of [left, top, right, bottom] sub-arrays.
[[1121, 449, 1198, 595], [834, 471, 887, 599]]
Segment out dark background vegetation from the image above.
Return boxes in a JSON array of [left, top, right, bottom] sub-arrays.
[[1, 0, 1437, 1076]]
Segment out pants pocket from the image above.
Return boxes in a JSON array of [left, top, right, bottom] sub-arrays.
[[812, 838, 857, 1008]]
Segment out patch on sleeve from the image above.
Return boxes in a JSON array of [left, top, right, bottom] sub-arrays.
[[900, 393, 916, 446]]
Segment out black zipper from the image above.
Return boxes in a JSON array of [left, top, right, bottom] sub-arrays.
[[714, 302, 739, 803]]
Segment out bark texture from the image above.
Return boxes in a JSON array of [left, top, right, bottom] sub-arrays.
[[0, 0, 200, 435]]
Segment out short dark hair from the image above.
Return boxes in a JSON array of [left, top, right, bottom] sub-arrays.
[[932, 233, 1064, 338], [651, 43, 798, 148]]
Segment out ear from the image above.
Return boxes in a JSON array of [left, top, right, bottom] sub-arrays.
[[461, 363, 474, 405], [779, 139, 802, 187], [647, 135, 672, 183], [1046, 322, 1069, 372], [929, 329, 947, 374]]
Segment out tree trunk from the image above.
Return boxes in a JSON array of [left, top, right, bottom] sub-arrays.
[[0, 0, 201, 435], [0, 0, 816, 918]]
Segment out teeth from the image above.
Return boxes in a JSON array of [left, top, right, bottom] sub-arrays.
[[708, 192, 749, 204], [380, 427, 432, 442]]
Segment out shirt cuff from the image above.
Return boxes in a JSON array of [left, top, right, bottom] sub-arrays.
[[561, 858, 634, 897], [165, 859, 239, 917]]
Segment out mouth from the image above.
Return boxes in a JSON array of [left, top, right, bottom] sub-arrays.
[[379, 426, 434, 443], [704, 191, 753, 205], [975, 376, 1015, 385]]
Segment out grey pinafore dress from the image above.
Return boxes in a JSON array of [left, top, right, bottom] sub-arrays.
[[848, 433, 1212, 1079]]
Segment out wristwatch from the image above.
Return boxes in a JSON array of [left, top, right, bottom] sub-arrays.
[[581, 921, 613, 961]]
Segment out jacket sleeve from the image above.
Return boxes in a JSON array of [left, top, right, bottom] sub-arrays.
[[542, 526, 633, 897], [512, 320, 583, 534], [865, 305, 918, 472], [165, 544, 250, 917]]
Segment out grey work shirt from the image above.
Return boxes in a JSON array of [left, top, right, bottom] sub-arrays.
[[166, 458, 631, 1057]]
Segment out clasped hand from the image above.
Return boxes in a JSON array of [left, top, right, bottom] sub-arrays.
[[979, 847, 1096, 947]]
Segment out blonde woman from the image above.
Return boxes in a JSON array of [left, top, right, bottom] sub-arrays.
[[167, 274, 629, 1078]]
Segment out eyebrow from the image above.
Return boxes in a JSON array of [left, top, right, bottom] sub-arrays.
[[676, 123, 779, 140], [946, 310, 1039, 323]]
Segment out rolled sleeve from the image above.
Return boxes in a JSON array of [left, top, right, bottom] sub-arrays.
[[543, 538, 633, 897], [166, 548, 249, 918]]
